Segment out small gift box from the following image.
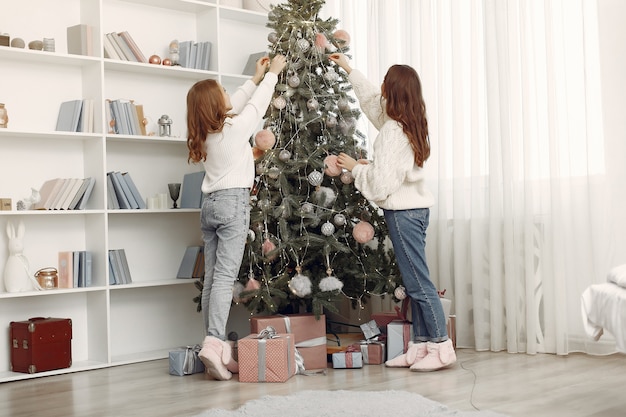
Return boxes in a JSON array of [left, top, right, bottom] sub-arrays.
[[354, 340, 385, 365], [169, 345, 205, 376], [332, 346, 363, 369], [359, 319, 381, 340], [238, 326, 297, 383], [387, 320, 413, 361], [250, 313, 327, 370]]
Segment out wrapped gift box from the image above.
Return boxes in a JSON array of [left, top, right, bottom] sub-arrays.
[[354, 341, 385, 365], [332, 350, 363, 369], [387, 320, 413, 361], [238, 330, 296, 382], [169, 345, 205, 376], [250, 314, 327, 370]]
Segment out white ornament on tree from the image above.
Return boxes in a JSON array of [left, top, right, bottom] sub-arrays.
[[289, 267, 312, 297], [307, 170, 323, 186], [321, 221, 335, 236]]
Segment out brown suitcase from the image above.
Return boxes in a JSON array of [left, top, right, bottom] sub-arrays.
[[10, 317, 72, 374]]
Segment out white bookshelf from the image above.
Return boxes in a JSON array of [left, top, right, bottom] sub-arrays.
[[0, 0, 270, 382]]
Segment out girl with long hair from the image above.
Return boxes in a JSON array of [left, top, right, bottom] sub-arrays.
[[330, 53, 456, 372], [187, 54, 286, 380]]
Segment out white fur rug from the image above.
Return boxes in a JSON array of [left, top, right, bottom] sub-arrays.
[[194, 389, 508, 417]]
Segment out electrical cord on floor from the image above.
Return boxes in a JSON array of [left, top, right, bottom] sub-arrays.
[[459, 358, 480, 411]]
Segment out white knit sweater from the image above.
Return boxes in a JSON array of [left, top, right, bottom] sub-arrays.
[[348, 69, 434, 210], [200, 72, 278, 194]]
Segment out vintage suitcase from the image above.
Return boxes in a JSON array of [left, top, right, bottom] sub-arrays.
[[10, 317, 72, 374]]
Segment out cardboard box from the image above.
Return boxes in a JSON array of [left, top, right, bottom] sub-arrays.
[[250, 313, 327, 370], [238, 332, 296, 382]]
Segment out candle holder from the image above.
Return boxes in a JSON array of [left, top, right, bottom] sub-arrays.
[[168, 183, 181, 208]]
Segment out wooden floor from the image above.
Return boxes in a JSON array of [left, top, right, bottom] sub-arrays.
[[1, 349, 624, 417]]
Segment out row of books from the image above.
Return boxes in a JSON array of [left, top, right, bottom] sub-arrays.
[[176, 246, 205, 279], [56, 99, 95, 133], [58, 250, 93, 288], [179, 40, 212, 70], [34, 177, 96, 211], [107, 171, 146, 210], [103, 31, 147, 63], [108, 249, 133, 285], [106, 98, 147, 136]]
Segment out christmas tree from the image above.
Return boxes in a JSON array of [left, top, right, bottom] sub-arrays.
[[196, 0, 401, 318]]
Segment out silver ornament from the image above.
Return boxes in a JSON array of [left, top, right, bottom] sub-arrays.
[[296, 38, 310, 52], [247, 229, 256, 242], [337, 97, 350, 112], [333, 213, 346, 226], [288, 75, 301, 88], [307, 170, 323, 186], [321, 221, 335, 236], [324, 67, 339, 82], [256, 163, 265, 175], [268, 32, 278, 43], [278, 149, 292, 161], [326, 116, 338, 128], [268, 166, 280, 179], [301, 202, 314, 213], [273, 96, 287, 110], [340, 170, 354, 184], [257, 198, 271, 210], [394, 285, 407, 300], [307, 98, 319, 111]]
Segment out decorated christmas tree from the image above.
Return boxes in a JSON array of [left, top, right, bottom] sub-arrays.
[[196, 0, 402, 318]]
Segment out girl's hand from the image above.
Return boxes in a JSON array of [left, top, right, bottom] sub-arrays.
[[268, 54, 287, 74], [329, 53, 352, 74], [336, 152, 358, 172], [252, 56, 270, 84]]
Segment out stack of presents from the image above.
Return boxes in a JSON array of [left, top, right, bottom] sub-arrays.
[[169, 297, 455, 381]]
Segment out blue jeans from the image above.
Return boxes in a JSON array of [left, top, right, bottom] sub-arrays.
[[384, 208, 448, 343], [200, 188, 250, 340]]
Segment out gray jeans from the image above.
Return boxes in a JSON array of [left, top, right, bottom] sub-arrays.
[[200, 188, 250, 340]]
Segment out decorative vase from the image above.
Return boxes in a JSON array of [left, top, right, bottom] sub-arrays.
[[0, 103, 7, 128]]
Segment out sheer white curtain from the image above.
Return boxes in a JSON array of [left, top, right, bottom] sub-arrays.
[[323, 0, 617, 355]]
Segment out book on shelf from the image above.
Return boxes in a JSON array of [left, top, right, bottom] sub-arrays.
[[55, 99, 83, 132], [107, 171, 145, 209], [58, 251, 74, 288], [118, 31, 147, 63], [178, 40, 212, 70], [73, 250, 81, 288], [34, 177, 96, 210], [177, 246, 202, 279], [242, 52, 267, 75], [83, 251, 93, 287], [107, 98, 144, 135], [70, 177, 96, 210], [67, 24, 93, 56], [108, 249, 132, 284], [78, 98, 94, 133], [104, 31, 146, 63], [180, 171, 205, 209], [192, 247, 204, 278], [121, 172, 146, 209]]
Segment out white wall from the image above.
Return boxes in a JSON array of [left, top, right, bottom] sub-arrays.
[[597, 0, 626, 263]]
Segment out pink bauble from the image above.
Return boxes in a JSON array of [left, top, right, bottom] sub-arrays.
[[162, 58, 172, 66], [252, 146, 265, 160], [149, 54, 161, 64], [314, 33, 329, 52], [353, 220, 375, 243], [333, 30, 351, 47], [245, 277, 261, 292], [255, 129, 276, 151], [262, 238, 277, 261], [324, 155, 342, 176]]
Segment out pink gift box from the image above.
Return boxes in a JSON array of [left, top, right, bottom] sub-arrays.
[[238, 332, 296, 383]]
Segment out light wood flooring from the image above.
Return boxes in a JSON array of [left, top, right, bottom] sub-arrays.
[[1, 349, 624, 417]]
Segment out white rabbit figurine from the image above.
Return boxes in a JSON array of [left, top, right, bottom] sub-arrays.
[[3, 220, 38, 292]]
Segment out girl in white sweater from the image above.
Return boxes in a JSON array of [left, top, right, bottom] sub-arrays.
[[186, 54, 286, 380], [331, 53, 456, 372]]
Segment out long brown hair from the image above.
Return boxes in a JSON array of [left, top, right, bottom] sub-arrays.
[[382, 65, 430, 167], [186, 79, 229, 163]]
